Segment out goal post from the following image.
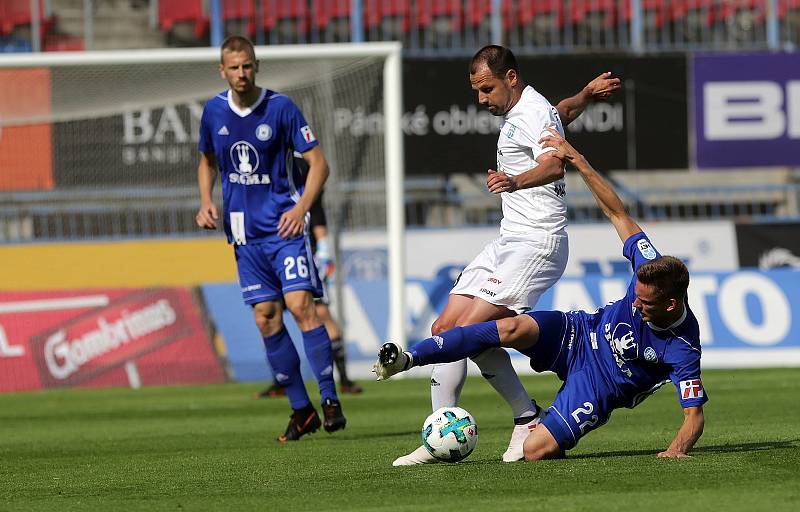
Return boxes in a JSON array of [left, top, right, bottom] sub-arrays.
[[0, 42, 407, 349]]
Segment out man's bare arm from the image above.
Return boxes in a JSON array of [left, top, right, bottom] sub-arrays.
[[556, 72, 621, 127], [539, 128, 640, 242], [196, 152, 219, 230], [658, 406, 705, 458], [486, 152, 564, 194]]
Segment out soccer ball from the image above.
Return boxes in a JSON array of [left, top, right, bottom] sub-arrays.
[[421, 407, 478, 462]]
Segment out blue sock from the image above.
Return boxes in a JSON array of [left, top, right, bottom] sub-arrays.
[[409, 322, 501, 366], [264, 328, 310, 410], [302, 325, 339, 403]]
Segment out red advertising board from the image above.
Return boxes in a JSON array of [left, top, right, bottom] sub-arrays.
[[0, 288, 225, 392], [0, 68, 54, 190]]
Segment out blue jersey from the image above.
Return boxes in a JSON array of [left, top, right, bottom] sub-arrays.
[[571, 231, 708, 410], [199, 89, 318, 244]]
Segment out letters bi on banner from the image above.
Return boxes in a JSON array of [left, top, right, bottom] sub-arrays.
[[693, 52, 800, 168], [0, 288, 224, 392]]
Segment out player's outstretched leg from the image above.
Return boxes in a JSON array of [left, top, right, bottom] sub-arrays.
[[372, 342, 413, 380]]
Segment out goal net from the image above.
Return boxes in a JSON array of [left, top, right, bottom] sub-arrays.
[[0, 43, 405, 388]]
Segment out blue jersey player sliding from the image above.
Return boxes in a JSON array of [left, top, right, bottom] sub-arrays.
[[374, 128, 706, 460], [196, 36, 346, 442]]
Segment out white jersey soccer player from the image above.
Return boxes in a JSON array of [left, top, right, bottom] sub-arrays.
[[450, 84, 568, 309], [391, 45, 620, 466]]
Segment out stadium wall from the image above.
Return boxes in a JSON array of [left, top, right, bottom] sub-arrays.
[[2, 221, 799, 392]]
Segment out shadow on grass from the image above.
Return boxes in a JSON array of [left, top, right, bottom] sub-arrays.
[[569, 439, 799, 459], [352, 430, 420, 440]]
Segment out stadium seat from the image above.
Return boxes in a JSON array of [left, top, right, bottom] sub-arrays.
[[669, 0, 715, 27], [569, 0, 618, 28], [415, 0, 463, 31], [0, 36, 31, 52], [0, 0, 52, 38], [262, 0, 309, 36], [364, 0, 409, 35], [224, 0, 256, 37], [517, 0, 565, 29], [159, 0, 208, 39], [312, 0, 350, 32], [464, 0, 493, 28], [621, 0, 667, 29], [43, 34, 84, 52]]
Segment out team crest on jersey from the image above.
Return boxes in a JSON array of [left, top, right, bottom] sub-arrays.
[[230, 141, 259, 175], [605, 322, 636, 377], [300, 125, 316, 143], [255, 123, 272, 141], [644, 346, 657, 362], [637, 239, 657, 260], [229, 141, 270, 185]]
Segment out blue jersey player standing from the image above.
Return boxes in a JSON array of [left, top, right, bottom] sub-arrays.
[[196, 36, 346, 442], [374, 128, 706, 460]]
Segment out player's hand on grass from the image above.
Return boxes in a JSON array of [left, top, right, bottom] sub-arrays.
[[487, 169, 518, 194], [196, 201, 219, 230], [584, 71, 621, 101], [657, 450, 693, 459], [278, 206, 305, 239], [540, 128, 581, 164]]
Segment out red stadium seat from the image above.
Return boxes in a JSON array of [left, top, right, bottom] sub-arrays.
[[621, 0, 667, 28], [0, 0, 52, 37], [159, 0, 208, 39], [364, 0, 409, 33], [262, 0, 308, 33], [669, 0, 714, 27], [415, 0, 463, 31], [312, 0, 350, 31], [43, 34, 84, 52], [517, 0, 565, 29], [569, 0, 618, 28], [465, 0, 493, 28], [223, 0, 256, 37], [780, 0, 800, 17]]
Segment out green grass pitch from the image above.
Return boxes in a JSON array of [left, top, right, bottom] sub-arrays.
[[2, 368, 799, 511]]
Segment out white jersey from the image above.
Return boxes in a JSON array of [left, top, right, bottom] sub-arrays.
[[496, 85, 567, 235]]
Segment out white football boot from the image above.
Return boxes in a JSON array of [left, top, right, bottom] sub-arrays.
[[372, 342, 412, 381], [392, 445, 438, 466], [502, 405, 544, 462]]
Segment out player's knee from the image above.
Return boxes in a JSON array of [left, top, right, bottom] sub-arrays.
[[431, 319, 451, 336], [253, 303, 282, 335], [496, 316, 528, 347]]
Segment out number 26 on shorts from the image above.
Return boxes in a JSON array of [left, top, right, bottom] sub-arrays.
[[284, 256, 309, 280]]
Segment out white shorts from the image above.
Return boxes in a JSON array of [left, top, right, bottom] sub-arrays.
[[450, 231, 568, 314]]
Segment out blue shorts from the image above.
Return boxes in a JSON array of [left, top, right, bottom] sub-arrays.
[[524, 310, 615, 451], [234, 235, 323, 305]]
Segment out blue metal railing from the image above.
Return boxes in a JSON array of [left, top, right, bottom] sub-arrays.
[[2, 181, 798, 243], [8, 0, 799, 54]]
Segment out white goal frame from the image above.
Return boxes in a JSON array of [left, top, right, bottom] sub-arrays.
[[0, 42, 407, 347]]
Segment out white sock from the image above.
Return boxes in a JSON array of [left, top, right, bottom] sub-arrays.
[[429, 359, 467, 411], [471, 347, 536, 419]]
